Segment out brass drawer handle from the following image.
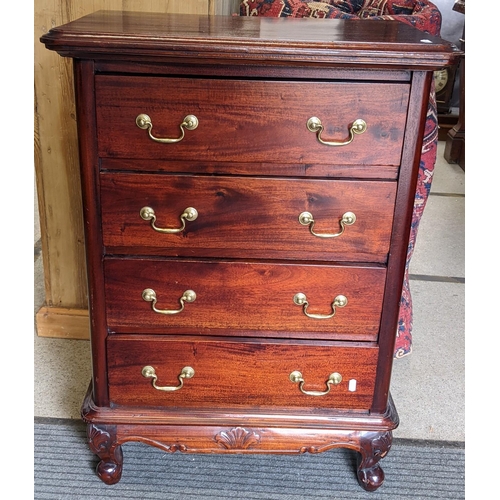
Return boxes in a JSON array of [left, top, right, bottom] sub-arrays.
[[136, 113, 198, 143], [293, 292, 347, 319], [299, 211, 356, 238], [142, 288, 196, 315], [307, 117, 366, 146], [142, 365, 195, 392], [140, 206, 198, 234], [289, 370, 342, 396]]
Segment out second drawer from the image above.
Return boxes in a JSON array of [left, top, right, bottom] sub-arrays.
[[100, 173, 397, 262], [104, 258, 386, 341]]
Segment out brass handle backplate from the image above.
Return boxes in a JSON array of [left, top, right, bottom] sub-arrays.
[[289, 370, 342, 396], [142, 288, 196, 315], [136, 113, 198, 143], [140, 206, 198, 234], [299, 211, 356, 239], [293, 292, 347, 319], [307, 117, 366, 146], [142, 365, 195, 392]]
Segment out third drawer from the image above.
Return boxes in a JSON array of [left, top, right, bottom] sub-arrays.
[[104, 258, 386, 341]]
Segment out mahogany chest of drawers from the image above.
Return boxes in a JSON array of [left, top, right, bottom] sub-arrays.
[[41, 11, 458, 491]]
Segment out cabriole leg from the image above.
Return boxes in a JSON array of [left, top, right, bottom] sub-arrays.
[[87, 423, 123, 485], [356, 430, 393, 492]]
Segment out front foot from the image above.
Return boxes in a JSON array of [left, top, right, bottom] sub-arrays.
[[96, 456, 123, 485], [356, 430, 392, 491], [87, 423, 123, 484], [357, 462, 385, 492]]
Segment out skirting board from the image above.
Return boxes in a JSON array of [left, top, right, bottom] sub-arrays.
[[36, 306, 90, 339]]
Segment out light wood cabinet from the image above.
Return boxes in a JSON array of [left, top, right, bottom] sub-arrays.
[[34, 0, 241, 339]]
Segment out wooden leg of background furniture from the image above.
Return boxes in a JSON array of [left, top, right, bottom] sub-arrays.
[[87, 424, 123, 485], [444, 125, 465, 169], [356, 430, 393, 492], [444, 40, 465, 171]]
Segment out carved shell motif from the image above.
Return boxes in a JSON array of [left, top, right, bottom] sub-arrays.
[[215, 427, 261, 450], [372, 431, 393, 458], [87, 424, 112, 454]]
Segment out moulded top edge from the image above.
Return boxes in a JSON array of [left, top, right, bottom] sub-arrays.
[[40, 11, 462, 69]]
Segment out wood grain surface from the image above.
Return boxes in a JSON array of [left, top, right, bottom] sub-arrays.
[[103, 258, 385, 340], [100, 173, 396, 262], [96, 76, 409, 166], [107, 335, 379, 410]]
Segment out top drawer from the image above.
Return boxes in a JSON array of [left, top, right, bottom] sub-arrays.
[[95, 76, 409, 166]]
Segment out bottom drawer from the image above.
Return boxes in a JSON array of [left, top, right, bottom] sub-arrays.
[[107, 336, 378, 411]]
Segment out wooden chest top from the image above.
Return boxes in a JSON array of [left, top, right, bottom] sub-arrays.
[[40, 10, 460, 69]]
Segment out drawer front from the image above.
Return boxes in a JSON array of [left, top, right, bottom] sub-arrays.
[[96, 76, 409, 166], [100, 173, 396, 262], [104, 258, 386, 341], [107, 336, 378, 410]]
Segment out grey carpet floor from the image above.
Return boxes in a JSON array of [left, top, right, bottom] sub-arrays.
[[35, 417, 464, 499]]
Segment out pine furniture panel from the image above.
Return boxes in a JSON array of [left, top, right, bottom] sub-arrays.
[[35, 0, 240, 339]]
